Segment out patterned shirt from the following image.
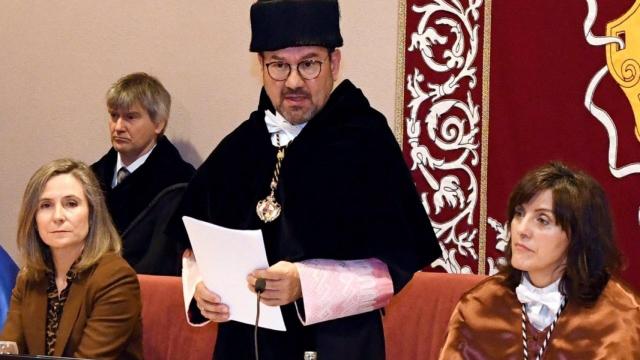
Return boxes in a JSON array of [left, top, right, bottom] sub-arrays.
[[44, 267, 77, 356]]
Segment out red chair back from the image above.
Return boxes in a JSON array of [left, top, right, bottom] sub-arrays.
[[138, 275, 217, 360], [383, 272, 487, 360]]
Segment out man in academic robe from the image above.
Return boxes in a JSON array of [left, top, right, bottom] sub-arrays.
[[92, 72, 195, 275], [169, 1, 440, 359]]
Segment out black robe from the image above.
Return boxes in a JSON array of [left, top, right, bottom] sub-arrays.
[[92, 135, 195, 275], [169, 80, 439, 359]]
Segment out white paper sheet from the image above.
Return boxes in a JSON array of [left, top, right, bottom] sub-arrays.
[[182, 216, 286, 331]]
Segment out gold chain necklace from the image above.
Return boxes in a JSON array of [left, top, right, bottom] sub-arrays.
[[256, 133, 287, 222]]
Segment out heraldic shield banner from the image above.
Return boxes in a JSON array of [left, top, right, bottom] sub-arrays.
[[397, 0, 640, 289]]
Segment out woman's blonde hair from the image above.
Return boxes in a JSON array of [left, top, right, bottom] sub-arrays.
[[16, 158, 121, 280]]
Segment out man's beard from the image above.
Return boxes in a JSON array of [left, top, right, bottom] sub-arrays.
[[278, 88, 317, 124]]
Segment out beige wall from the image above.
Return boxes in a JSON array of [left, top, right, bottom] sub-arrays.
[[0, 1, 400, 263]]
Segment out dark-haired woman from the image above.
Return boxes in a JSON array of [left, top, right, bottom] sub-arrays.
[[439, 162, 639, 359], [0, 159, 142, 359]]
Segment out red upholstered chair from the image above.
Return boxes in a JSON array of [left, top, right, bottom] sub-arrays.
[[383, 272, 487, 360], [137, 275, 217, 360], [138, 272, 485, 360]]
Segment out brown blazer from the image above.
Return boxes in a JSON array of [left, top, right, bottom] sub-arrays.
[[1, 253, 143, 359]]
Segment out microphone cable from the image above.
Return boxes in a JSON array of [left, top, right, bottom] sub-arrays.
[[254, 278, 266, 360]]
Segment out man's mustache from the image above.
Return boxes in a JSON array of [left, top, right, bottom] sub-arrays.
[[283, 88, 310, 97]]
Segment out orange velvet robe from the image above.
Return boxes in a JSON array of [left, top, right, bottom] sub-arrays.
[[439, 275, 640, 359]]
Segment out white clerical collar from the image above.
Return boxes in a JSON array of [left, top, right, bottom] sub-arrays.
[[264, 110, 307, 147], [521, 273, 562, 295], [516, 273, 564, 331], [111, 144, 156, 188]]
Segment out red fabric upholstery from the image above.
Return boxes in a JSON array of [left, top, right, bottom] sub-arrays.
[[138, 275, 217, 360], [384, 272, 486, 360], [138, 272, 485, 360]]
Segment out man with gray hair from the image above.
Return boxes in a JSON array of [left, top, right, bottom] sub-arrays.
[[171, 1, 439, 358], [92, 72, 195, 275]]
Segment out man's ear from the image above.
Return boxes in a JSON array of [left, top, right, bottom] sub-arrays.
[[154, 118, 167, 135], [330, 49, 341, 78]]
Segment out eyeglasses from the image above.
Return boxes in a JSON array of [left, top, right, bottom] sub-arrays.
[[264, 58, 328, 81]]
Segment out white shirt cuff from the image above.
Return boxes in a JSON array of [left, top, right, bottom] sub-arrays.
[[181, 252, 210, 327]]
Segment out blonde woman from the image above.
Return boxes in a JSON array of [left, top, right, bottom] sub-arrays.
[[0, 159, 142, 359]]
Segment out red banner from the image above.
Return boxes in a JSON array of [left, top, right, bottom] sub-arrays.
[[398, 0, 640, 289]]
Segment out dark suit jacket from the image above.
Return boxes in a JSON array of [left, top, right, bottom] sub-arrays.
[[92, 135, 195, 275], [0, 253, 143, 360]]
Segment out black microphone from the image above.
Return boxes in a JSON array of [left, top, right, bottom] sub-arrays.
[[254, 277, 266, 360], [255, 278, 267, 293]]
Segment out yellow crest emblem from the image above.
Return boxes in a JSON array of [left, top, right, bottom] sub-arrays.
[[607, 0, 640, 141]]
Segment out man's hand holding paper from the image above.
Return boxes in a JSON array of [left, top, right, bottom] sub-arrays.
[[247, 261, 302, 307], [182, 216, 287, 331], [194, 282, 230, 322]]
